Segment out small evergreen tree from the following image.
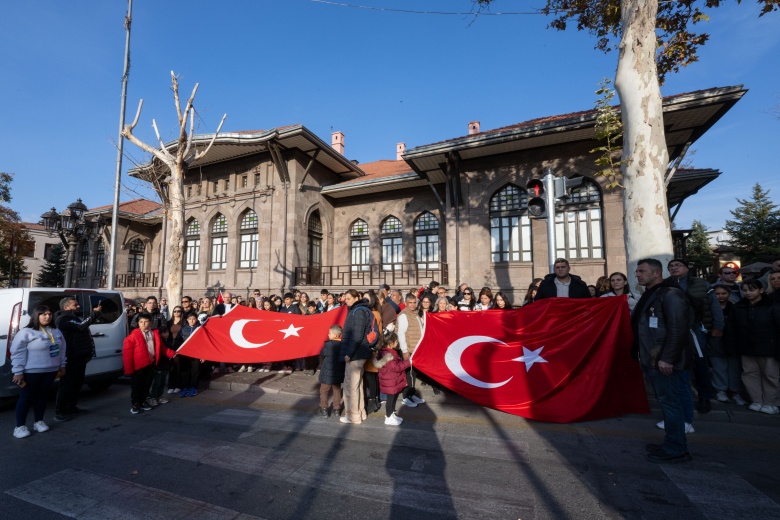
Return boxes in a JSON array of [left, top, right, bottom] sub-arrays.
[[724, 183, 780, 265], [686, 220, 713, 277], [36, 243, 66, 287]]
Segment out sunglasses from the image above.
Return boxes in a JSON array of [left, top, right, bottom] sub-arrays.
[[722, 271, 737, 275], [173, 310, 183, 313]]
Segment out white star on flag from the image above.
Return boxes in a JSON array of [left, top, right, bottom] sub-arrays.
[[513, 346, 548, 371], [279, 324, 303, 339]]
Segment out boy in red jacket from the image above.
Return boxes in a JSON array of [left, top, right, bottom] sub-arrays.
[[123, 313, 169, 414]]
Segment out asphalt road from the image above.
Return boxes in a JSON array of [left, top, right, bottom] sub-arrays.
[[1, 377, 779, 520]]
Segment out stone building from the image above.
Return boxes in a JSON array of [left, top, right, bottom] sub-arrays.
[[33, 85, 745, 303]]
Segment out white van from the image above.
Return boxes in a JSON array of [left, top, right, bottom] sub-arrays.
[[0, 288, 127, 399]]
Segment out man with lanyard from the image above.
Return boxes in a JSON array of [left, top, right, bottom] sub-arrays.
[[53, 297, 102, 422], [632, 258, 693, 463], [397, 293, 426, 408]]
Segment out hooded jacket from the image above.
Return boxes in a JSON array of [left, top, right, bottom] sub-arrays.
[[54, 309, 97, 360], [373, 347, 410, 395], [339, 301, 374, 361]]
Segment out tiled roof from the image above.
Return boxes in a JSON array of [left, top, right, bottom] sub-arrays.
[[337, 160, 413, 185], [90, 198, 161, 216], [22, 222, 46, 231]]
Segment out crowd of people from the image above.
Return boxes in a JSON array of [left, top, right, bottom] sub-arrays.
[[9, 256, 779, 445]]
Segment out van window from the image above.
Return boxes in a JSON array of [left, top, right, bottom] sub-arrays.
[[85, 293, 123, 324], [26, 291, 124, 325]]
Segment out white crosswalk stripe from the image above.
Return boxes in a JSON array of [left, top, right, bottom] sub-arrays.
[[662, 462, 780, 519], [5, 468, 266, 520], [132, 431, 535, 519]]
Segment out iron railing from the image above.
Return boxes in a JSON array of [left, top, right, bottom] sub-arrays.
[[294, 263, 448, 288], [99, 272, 159, 289]]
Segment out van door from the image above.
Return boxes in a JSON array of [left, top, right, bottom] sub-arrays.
[[80, 292, 126, 379]]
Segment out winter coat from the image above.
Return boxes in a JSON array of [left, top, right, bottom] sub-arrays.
[[319, 339, 345, 385], [122, 328, 171, 375], [54, 309, 97, 360], [373, 347, 410, 395], [130, 308, 169, 334], [535, 273, 591, 300], [729, 295, 780, 358], [10, 327, 67, 375], [710, 301, 736, 357], [632, 278, 693, 371], [339, 301, 374, 361]]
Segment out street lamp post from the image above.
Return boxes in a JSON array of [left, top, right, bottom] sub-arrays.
[[41, 199, 106, 288]]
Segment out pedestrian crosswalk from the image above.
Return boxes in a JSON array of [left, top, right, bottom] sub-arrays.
[[4, 405, 780, 519], [6, 468, 265, 520]]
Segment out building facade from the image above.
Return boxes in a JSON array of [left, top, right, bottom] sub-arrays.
[[29, 85, 745, 303]]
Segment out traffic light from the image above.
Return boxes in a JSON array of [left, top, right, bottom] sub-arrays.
[[526, 178, 547, 219], [553, 176, 584, 199]]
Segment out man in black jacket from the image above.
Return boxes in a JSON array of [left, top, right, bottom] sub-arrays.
[[54, 297, 102, 421], [535, 258, 592, 300], [633, 258, 693, 464]]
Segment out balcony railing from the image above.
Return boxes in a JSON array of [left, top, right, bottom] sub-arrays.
[[99, 272, 159, 289], [295, 263, 448, 288]]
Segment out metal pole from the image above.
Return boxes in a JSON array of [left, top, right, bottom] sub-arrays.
[[108, 0, 133, 290], [64, 235, 77, 288], [543, 169, 557, 273]]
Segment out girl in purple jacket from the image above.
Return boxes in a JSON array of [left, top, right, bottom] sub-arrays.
[[372, 332, 410, 426]]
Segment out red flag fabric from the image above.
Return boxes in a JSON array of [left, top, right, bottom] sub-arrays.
[[177, 305, 347, 363], [216, 292, 225, 305], [411, 296, 649, 423]]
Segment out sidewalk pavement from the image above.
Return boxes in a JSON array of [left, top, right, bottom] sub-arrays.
[[205, 369, 778, 427]]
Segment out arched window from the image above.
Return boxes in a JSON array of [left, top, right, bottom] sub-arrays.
[[489, 184, 532, 262], [381, 216, 403, 271], [239, 210, 258, 268], [211, 214, 228, 270], [78, 240, 89, 278], [307, 211, 322, 273], [185, 219, 200, 271], [128, 239, 145, 274], [554, 179, 603, 259], [94, 240, 105, 277], [414, 212, 439, 270], [350, 219, 369, 272]]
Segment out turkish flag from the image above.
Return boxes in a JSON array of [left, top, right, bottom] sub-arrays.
[[176, 305, 347, 363], [216, 291, 225, 305], [411, 297, 650, 423]]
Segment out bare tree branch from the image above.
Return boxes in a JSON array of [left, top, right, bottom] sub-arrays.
[[192, 113, 227, 163]]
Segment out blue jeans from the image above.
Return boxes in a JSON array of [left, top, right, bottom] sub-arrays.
[[645, 366, 688, 456]]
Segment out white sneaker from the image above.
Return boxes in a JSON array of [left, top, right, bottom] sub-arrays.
[[13, 426, 30, 439], [384, 414, 402, 426], [402, 398, 418, 408], [760, 405, 779, 415], [715, 391, 730, 403], [656, 420, 694, 433], [247, 366, 255, 372], [156, 397, 169, 404], [748, 402, 763, 412], [410, 395, 426, 404], [33, 421, 50, 433], [238, 365, 247, 373], [732, 394, 747, 406], [392, 412, 404, 424], [167, 389, 176, 394]]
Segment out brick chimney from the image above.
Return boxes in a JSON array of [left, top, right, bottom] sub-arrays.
[[468, 121, 480, 135], [331, 131, 344, 155], [396, 142, 406, 161]]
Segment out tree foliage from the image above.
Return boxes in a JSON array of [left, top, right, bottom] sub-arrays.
[[35, 242, 66, 287], [477, 0, 779, 84], [0, 172, 34, 287], [724, 183, 780, 264], [686, 219, 714, 276], [589, 78, 626, 189]]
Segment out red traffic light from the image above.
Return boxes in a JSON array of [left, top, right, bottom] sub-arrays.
[[527, 178, 544, 197]]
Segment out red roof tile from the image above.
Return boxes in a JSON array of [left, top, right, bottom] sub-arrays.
[[336, 160, 414, 185], [89, 198, 161, 215], [22, 222, 45, 231]]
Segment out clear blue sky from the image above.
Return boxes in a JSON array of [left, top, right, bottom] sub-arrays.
[[1, 1, 778, 232]]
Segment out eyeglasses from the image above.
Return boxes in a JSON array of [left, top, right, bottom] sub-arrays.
[[173, 310, 182, 313], [464, 292, 472, 295], [182, 300, 191, 303], [722, 271, 736, 275]]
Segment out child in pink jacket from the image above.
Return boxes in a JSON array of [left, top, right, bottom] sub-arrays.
[[372, 331, 410, 426]]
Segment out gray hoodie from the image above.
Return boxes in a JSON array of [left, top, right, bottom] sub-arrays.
[[10, 327, 67, 375]]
